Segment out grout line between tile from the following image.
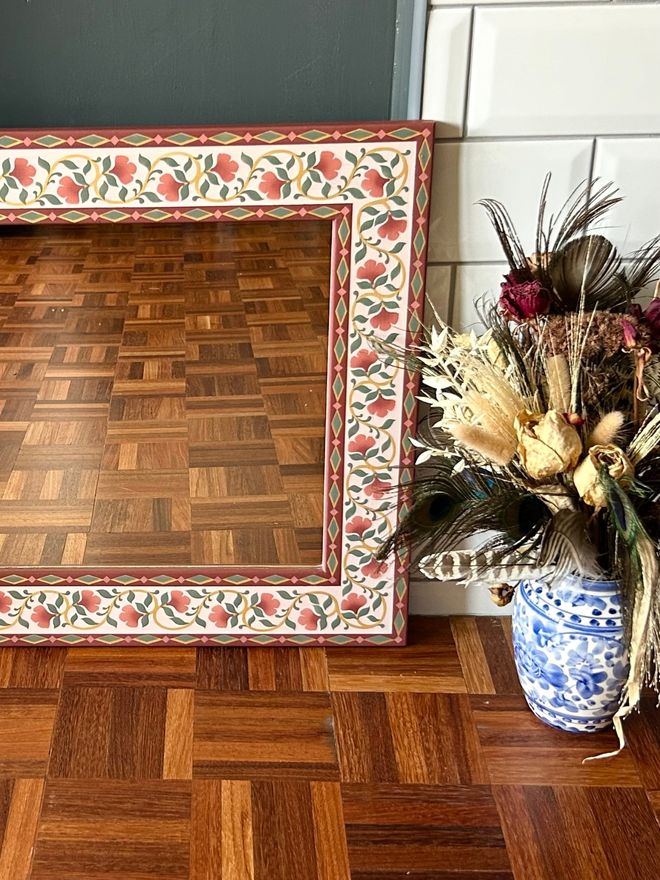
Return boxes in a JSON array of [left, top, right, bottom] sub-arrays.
[[434, 133, 660, 144], [447, 264, 458, 325], [460, 7, 476, 139]]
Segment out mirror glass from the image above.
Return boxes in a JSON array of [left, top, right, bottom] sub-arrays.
[[0, 219, 331, 567]]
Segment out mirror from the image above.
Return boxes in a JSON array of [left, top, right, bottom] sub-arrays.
[[0, 220, 331, 568], [0, 121, 433, 644]]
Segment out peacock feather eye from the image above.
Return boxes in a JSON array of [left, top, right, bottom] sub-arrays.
[[503, 494, 550, 539], [415, 493, 455, 528]]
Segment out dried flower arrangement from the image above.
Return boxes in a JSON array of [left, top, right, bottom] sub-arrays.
[[376, 177, 660, 751]]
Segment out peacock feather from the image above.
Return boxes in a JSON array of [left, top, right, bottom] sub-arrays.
[[375, 459, 552, 568]]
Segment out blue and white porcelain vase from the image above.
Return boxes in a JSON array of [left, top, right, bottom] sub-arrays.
[[512, 575, 629, 733]]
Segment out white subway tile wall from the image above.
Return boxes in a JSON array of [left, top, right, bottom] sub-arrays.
[[593, 138, 660, 252], [467, 6, 660, 137], [427, 140, 593, 262], [415, 0, 660, 615], [421, 8, 472, 137]]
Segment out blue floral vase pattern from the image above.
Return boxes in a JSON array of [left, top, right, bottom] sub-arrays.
[[512, 576, 629, 733]]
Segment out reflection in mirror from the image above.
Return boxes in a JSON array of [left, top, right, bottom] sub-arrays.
[[0, 220, 331, 567]]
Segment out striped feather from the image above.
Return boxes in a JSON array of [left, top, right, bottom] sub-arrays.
[[538, 510, 601, 579], [419, 549, 555, 585]]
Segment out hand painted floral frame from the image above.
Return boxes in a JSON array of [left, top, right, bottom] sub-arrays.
[[0, 121, 434, 646]]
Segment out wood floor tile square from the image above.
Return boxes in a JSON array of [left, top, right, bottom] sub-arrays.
[[193, 692, 338, 779], [495, 785, 660, 880], [191, 778, 349, 880], [332, 692, 487, 784], [31, 780, 190, 880], [471, 695, 642, 786], [327, 617, 466, 693], [451, 617, 522, 695], [49, 687, 168, 779], [0, 648, 66, 689], [0, 778, 44, 880], [342, 784, 512, 879], [0, 690, 58, 777]]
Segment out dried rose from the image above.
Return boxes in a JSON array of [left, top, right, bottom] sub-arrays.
[[644, 299, 660, 339], [573, 444, 634, 508], [499, 276, 551, 321], [515, 410, 582, 480]]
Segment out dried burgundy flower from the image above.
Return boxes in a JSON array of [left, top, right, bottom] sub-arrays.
[[622, 318, 638, 349], [499, 275, 551, 321], [644, 299, 660, 339]]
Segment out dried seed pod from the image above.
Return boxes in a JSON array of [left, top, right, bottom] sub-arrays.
[[488, 583, 516, 607]]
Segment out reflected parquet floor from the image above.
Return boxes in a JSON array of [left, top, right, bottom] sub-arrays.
[[0, 616, 660, 879], [0, 220, 331, 567]]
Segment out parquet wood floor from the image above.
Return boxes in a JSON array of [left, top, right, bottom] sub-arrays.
[[0, 221, 331, 567], [1, 616, 660, 879]]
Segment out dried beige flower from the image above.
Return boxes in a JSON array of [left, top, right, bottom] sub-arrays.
[[515, 410, 582, 480], [573, 444, 634, 508]]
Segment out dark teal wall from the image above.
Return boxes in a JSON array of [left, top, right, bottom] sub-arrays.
[[1, 0, 398, 128]]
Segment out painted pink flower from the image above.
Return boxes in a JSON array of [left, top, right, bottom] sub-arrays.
[[315, 151, 342, 180], [120, 605, 142, 627], [346, 516, 373, 537], [212, 153, 239, 182], [378, 215, 407, 241], [31, 606, 55, 628], [257, 593, 280, 615], [299, 608, 320, 631], [57, 177, 84, 204], [167, 590, 190, 613], [363, 169, 389, 197], [78, 590, 100, 613], [0, 591, 12, 614], [258, 171, 286, 199], [357, 259, 387, 285], [9, 157, 36, 187], [348, 434, 376, 455], [157, 173, 184, 202], [350, 349, 379, 371], [109, 156, 136, 185], [209, 604, 231, 627], [362, 558, 388, 578], [370, 308, 398, 331], [367, 393, 396, 417], [364, 476, 391, 499], [341, 593, 367, 614]]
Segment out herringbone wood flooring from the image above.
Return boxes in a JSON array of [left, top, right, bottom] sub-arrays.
[[0, 221, 331, 567], [0, 616, 659, 879]]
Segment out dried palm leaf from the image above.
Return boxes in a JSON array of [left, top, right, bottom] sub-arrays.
[[548, 235, 624, 312]]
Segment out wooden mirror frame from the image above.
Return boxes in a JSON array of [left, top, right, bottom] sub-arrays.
[[0, 121, 434, 646]]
